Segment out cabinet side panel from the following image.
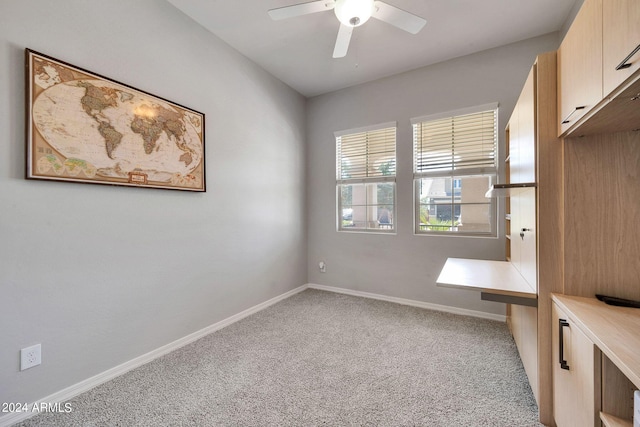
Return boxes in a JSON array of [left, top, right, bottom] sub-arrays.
[[535, 51, 562, 426], [602, 354, 635, 421]]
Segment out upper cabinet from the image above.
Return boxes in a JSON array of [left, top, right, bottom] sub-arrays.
[[511, 68, 536, 185], [558, 0, 603, 136], [508, 67, 537, 287], [603, 0, 640, 96], [558, 0, 640, 137]]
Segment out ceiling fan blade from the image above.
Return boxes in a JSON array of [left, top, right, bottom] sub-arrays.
[[372, 1, 426, 34], [268, 0, 335, 20], [333, 24, 353, 58]]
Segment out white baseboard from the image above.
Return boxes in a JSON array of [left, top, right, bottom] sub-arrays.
[[0, 284, 308, 427], [307, 283, 506, 322], [1, 283, 504, 426]]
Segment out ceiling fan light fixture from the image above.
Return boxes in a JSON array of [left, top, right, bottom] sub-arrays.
[[334, 0, 374, 27]]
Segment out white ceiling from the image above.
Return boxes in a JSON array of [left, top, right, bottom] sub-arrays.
[[167, 0, 579, 97]]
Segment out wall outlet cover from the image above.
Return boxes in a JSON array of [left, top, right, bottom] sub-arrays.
[[20, 344, 42, 371]]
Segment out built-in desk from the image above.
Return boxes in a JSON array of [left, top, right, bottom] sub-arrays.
[[436, 257, 537, 307]]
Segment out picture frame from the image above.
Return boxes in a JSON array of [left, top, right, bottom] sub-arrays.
[[25, 49, 206, 192]]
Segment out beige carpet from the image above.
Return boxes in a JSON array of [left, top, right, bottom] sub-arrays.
[[17, 289, 542, 426]]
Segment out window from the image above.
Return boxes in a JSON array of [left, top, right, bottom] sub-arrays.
[[412, 104, 498, 236], [336, 123, 396, 232]]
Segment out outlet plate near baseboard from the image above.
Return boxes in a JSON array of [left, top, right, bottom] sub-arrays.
[[20, 344, 42, 371]]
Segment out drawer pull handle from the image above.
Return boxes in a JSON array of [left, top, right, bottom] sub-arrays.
[[559, 319, 570, 371], [561, 106, 586, 124], [615, 44, 640, 70]]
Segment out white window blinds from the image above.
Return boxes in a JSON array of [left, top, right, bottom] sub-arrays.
[[412, 108, 497, 176], [336, 124, 396, 182]]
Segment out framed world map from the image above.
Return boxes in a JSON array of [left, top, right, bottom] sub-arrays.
[[26, 49, 206, 191]]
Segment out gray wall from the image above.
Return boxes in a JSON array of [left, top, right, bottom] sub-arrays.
[[0, 0, 306, 406], [306, 33, 560, 315], [0, 0, 567, 409]]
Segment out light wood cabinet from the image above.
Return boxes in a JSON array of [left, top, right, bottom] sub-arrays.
[[504, 127, 511, 262], [558, 0, 640, 137], [514, 69, 536, 184], [534, 52, 564, 426], [511, 303, 538, 402], [504, 55, 561, 421], [508, 67, 536, 185], [545, 1, 640, 424], [603, 0, 640, 97], [506, 67, 536, 288], [552, 302, 600, 427], [552, 295, 640, 427], [558, 0, 603, 136], [506, 71, 539, 404]]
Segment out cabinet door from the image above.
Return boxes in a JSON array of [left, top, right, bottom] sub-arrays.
[[508, 67, 535, 184], [507, 66, 536, 284], [511, 304, 538, 402], [552, 303, 599, 427], [517, 68, 536, 184], [508, 189, 536, 289], [603, 0, 640, 96], [507, 105, 521, 270], [558, 0, 603, 135], [508, 99, 521, 185], [519, 188, 536, 289], [510, 193, 522, 272]]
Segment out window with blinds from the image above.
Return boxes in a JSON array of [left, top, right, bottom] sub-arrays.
[[335, 123, 396, 233], [413, 109, 497, 175], [337, 126, 396, 181], [411, 105, 497, 236]]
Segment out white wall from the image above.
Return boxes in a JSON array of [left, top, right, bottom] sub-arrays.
[[306, 34, 559, 315], [0, 0, 306, 407]]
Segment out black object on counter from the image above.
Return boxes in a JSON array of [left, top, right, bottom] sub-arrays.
[[596, 294, 640, 308]]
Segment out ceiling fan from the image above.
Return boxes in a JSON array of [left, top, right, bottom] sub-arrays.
[[268, 0, 426, 58]]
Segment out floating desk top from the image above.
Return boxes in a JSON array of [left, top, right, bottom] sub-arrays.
[[437, 258, 537, 304]]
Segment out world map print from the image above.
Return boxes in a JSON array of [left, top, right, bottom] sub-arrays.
[[27, 50, 205, 191]]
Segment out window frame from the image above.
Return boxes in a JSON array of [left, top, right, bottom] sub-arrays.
[[411, 104, 498, 238], [335, 122, 397, 234]]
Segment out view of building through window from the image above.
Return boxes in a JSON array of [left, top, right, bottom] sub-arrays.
[[339, 182, 395, 229], [412, 105, 498, 236], [416, 175, 493, 233]]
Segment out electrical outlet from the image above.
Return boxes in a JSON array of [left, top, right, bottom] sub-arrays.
[[20, 344, 41, 371], [319, 261, 326, 273]]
